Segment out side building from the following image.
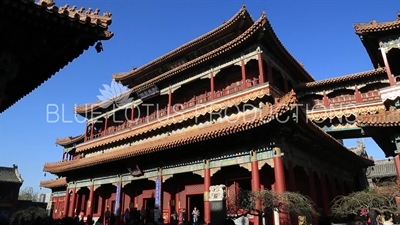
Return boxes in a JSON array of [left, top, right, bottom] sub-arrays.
[[0, 165, 23, 219], [40, 7, 372, 225]]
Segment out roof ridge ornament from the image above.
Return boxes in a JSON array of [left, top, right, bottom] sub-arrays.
[[397, 12, 400, 20], [39, 0, 55, 7]]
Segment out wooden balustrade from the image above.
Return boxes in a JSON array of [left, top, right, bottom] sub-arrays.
[[85, 78, 265, 142]]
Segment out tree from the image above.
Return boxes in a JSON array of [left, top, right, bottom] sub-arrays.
[[9, 206, 48, 225], [18, 187, 39, 202], [331, 181, 400, 217], [227, 189, 317, 225]]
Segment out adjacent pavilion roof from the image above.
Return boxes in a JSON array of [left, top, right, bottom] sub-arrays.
[[40, 177, 67, 189], [56, 134, 84, 147], [358, 109, 400, 127], [0, 0, 113, 113], [366, 159, 396, 179], [44, 91, 373, 174], [295, 67, 387, 92], [0, 165, 23, 183], [74, 8, 315, 115], [354, 13, 400, 69]]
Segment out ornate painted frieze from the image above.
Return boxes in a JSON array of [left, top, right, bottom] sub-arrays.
[[380, 36, 400, 53], [307, 103, 385, 121], [380, 85, 400, 101], [94, 175, 120, 186], [321, 123, 360, 132], [52, 191, 66, 197], [76, 179, 92, 188], [163, 162, 204, 175]]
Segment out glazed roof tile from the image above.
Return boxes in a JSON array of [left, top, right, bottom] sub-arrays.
[[366, 159, 396, 179], [44, 91, 372, 174], [40, 177, 67, 189], [295, 68, 387, 91], [354, 14, 400, 34], [56, 134, 84, 146], [0, 165, 23, 183], [357, 109, 400, 127], [18, 0, 112, 30], [75, 13, 266, 114], [112, 5, 252, 82]]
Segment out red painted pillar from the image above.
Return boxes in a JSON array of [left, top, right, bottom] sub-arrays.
[[241, 60, 247, 90], [257, 53, 265, 84], [273, 147, 287, 225], [323, 91, 330, 108], [64, 189, 71, 218], [394, 156, 400, 184], [267, 64, 273, 85], [103, 117, 108, 136], [210, 72, 215, 100], [381, 48, 396, 86], [168, 89, 173, 114], [86, 184, 95, 217], [354, 86, 362, 103], [204, 160, 211, 224], [69, 187, 77, 217], [319, 173, 330, 216], [90, 123, 94, 140], [307, 168, 318, 225], [130, 105, 135, 125], [251, 151, 261, 225]]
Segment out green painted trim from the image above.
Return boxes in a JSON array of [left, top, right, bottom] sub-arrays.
[[325, 127, 361, 132]]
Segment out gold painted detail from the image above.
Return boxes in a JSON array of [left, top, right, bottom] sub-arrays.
[[204, 191, 209, 201], [258, 159, 274, 169], [210, 168, 220, 177], [239, 163, 251, 171], [323, 123, 359, 130], [307, 105, 385, 121], [163, 174, 173, 182], [193, 170, 204, 178]]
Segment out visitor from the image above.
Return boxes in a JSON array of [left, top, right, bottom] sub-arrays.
[[124, 208, 131, 225], [171, 211, 178, 225], [179, 209, 187, 225], [105, 207, 111, 225], [383, 215, 394, 225], [192, 207, 200, 225]]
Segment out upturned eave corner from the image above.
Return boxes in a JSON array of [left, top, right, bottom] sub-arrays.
[[112, 5, 254, 83], [39, 177, 67, 189], [55, 134, 84, 146]]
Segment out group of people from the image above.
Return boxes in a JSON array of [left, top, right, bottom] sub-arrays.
[[170, 207, 200, 225], [349, 207, 400, 225]]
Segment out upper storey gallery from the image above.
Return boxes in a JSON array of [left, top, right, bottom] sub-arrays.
[[71, 6, 315, 145]]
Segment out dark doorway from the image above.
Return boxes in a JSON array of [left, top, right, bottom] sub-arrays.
[[144, 198, 155, 209], [187, 194, 204, 223]]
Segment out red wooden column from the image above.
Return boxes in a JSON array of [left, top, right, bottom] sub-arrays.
[[86, 182, 95, 217], [307, 168, 318, 225], [103, 116, 108, 136], [267, 64, 273, 85], [64, 189, 71, 217], [204, 160, 211, 224], [250, 151, 261, 225], [394, 156, 400, 184], [257, 53, 265, 84], [354, 86, 362, 103], [323, 91, 330, 108], [168, 89, 173, 114], [319, 173, 330, 216], [210, 72, 215, 100], [90, 123, 94, 140], [130, 104, 135, 125], [68, 186, 77, 217], [241, 59, 247, 90], [381, 47, 396, 86], [273, 147, 287, 225]]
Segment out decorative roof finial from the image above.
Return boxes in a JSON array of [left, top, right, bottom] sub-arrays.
[[397, 12, 400, 20], [39, 0, 55, 7], [261, 11, 266, 18], [241, 4, 246, 9]]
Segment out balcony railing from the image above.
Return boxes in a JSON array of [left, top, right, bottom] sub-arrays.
[[86, 77, 261, 141]]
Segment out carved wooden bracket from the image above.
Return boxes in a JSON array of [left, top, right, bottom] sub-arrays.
[[258, 159, 274, 169], [210, 168, 220, 177], [122, 181, 130, 187], [163, 174, 173, 182], [239, 163, 251, 171], [193, 170, 204, 178]]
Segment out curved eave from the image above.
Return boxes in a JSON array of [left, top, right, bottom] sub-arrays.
[[55, 134, 85, 146], [74, 13, 267, 115], [112, 5, 253, 82], [354, 19, 400, 34], [294, 67, 387, 91], [43, 91, 298, 174], [14, 0, 113, 29], [40, 178, 67, 189]]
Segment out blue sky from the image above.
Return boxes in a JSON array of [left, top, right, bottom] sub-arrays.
[[1, 0, 399, 192]]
